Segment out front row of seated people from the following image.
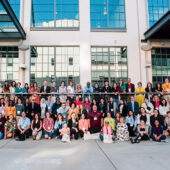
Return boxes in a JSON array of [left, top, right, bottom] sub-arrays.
[[0, 108, 169, 144]]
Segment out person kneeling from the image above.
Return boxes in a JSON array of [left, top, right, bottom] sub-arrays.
[[100, 120, 115, 143], [61, 123, 70, 142], [4, 114, 16, 139], [15, 112, 31, 141], [150, 120, 167, 142], [131, 120, 149, 144], [68, 112, 79, 140], [43, 112, 54, 140], [31, 113, 42, 140], [79, 113, 88, 138]]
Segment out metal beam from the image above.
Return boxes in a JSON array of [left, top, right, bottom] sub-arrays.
[[0, 0, 26, 39], [0, 14, 11, 22], [0, 32, 22, 39]]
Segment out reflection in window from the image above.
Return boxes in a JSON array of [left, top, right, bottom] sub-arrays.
[[0, 47, 19, 83], [31, 47, 80, 87], [90, 0, 126, 29], [91, 47, 128, 86], [31, 0, 79, 28], [152, 48, 170, 87], [0, 0, 20, 30], [148, 0, 169, 27]]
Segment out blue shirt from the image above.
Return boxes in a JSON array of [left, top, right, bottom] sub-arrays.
[[18, 117, 31, 130], [54, 121, 65, 129], [125, 116, 137, 127], [83, 86, 93, 93]]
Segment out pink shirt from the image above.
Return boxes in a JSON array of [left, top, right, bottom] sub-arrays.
[[79, 119, 88, 131]]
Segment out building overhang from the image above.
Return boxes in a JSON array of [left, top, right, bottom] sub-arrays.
[[0, 0, 26, 40], [144, 10, 170, 40]]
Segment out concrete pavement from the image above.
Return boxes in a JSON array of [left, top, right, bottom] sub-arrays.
[[0, 138, 170, 170]]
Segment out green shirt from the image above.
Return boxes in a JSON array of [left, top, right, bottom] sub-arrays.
[[104, 117, 116, 131]]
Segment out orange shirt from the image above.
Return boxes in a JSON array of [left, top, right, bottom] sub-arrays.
[[5, 106, 16, 119], [162, 83, 170, 91]]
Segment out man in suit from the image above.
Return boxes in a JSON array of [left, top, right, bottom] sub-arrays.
[[101, 81, 112, 102], [127, 96, 139, 115], [125, 78, 135, 102], [40, 81, 51, 99]]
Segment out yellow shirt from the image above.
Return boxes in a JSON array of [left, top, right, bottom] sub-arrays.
[[5, 106, 16, 119], [68, 108, 79, 120]]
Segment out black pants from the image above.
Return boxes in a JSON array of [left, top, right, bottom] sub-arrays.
[[79, 130, 86, 138], [89, 127, 101, 134], [70, 129, 79, 140], [137, 134, 149, 141], [127, 124, 136, 137], [15, 129, 30, 141]]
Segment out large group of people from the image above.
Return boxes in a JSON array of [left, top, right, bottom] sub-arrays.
[[0, 78, 170, 143]]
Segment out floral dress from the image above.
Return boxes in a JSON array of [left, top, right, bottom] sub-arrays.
[[116, 123, 129, 141], [5, 120, 16, 135]]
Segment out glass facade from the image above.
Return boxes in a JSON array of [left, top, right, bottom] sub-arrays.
[[148, 0, 169, 27], [31, 0, 79, 28], [152, 48, 170, 87], [91, 47, 128, 86], [0, 47, 19, 83], [31, 47, 80, 87], [0, 0, 20, 32], [90, 0, 126, 29]]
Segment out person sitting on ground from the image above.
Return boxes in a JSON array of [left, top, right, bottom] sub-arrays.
[[88, 105, 103, 134], [104, 112, 116, 133], [0, 113, 5, 140], [79, 113, 88, 138], [43, 112, 54, 140], [54, 113, 65, 139], [68, 112, 79, 140], [60, 122, 70, 142], [164, 111, 170, 136], [15, 112, 31, 141], [150, 109, 164, 127], [4, 114, 16, 139], [100, 120, 115, 142], [137, 107, 150, 127], [116, 116, 129, 142], [125, 110, 137, 137], [31, 113, 42, 140], [150, 120, 167, 142], [131, 120, 149, 144]]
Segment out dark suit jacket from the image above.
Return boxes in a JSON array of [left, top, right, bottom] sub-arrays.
[[125, 83, 135, 92], [127, 101, 139, 115], [40, 86, 51, 93]]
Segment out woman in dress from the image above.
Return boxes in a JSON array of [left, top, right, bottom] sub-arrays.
[[30, 82, 40, 105], [116, 116, 129, 141], [4, 114, 16, 139], [78, 113, 88, 138], [9, 81, 16, 101], [135, 82, 146, 107], [40, 98, 48, 120]]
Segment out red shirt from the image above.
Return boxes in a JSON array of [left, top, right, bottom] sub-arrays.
[[75, 101, 82, 107], [128, 84, 132, 89], [43, 118, 54, 131], [87, 111, 103, 129]]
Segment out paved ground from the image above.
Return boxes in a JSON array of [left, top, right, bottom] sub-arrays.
[[0, 137, 170, 170]]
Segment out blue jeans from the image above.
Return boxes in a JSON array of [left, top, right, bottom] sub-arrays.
[[0, 132, 4, 140], [150, 135, 166, 142], [44, 131, 53, 138]]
